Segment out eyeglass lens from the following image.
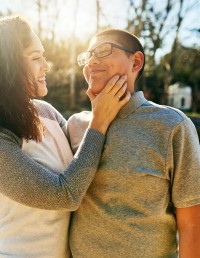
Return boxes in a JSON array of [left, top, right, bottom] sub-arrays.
[[94, 43, 112, 58], [78, 43, 112, 66]]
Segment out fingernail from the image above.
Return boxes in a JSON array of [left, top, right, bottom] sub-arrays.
[[123, 75, 127, 79]]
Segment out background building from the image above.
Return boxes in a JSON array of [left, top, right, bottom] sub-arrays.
[[168, 83, 192, 111]]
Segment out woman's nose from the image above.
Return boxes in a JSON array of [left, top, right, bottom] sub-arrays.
[[43, 58, 51, 72]]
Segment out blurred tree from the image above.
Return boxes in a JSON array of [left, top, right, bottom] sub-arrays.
[[126, 0, 199, 98], [1, 0, 199, 113], [163, 45, 200, 111], [69, 0, 79, 110], [145, 43, 200, 111], [34, 0, 68, 43], [96, 0, 100, 31], [36, 0, 42, 38]]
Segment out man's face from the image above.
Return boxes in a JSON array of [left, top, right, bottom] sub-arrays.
[[83, 35, 134, 95]]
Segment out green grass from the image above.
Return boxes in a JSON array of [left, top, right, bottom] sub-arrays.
[[184, 112, 200, 118]]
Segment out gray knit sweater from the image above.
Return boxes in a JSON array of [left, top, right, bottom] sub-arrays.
[[0, 126, 105, 210], [68, 92, 200, 258], [0, 100, 74, 257]]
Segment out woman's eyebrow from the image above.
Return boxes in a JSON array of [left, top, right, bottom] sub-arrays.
[[27, 49, 45, 55]]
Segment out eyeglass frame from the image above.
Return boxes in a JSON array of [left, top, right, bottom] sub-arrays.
[[77, 42, 137, 66]]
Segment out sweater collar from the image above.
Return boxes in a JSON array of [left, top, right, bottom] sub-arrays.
[[117, 91, 147, 118], [0, 127, 23, 148]]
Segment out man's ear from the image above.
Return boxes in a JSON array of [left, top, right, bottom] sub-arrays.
[[131, 51, 144, 72]]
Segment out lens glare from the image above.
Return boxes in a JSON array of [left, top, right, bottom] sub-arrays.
[[77, 42, 135, 66], [77, 51, 91, 66], [77, 43, 112, 66], [95, 43, 112, 58]]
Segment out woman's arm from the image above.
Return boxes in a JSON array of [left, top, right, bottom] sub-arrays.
[[0, 75, 130, 210], [0, 128, 104, 210]]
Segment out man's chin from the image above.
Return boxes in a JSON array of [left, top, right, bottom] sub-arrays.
[[88, 85, 103, 95]]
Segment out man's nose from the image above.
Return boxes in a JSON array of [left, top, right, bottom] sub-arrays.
[[87, 52, 100, 66]]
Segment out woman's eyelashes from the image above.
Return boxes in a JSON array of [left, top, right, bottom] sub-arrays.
[[32, 56, 46, 61]]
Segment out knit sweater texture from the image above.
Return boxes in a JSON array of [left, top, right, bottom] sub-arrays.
[[68, 91, 200, 258], [0, 100, 105, 257]]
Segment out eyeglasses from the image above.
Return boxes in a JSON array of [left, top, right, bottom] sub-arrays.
[[77, 42, 136, 66]]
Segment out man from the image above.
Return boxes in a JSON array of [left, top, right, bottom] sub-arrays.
[[67, 29, 200, 258]]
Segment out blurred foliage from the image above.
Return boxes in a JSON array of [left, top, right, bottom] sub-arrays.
[[137, 44, 200, 107], [1, 0, 200, 113], [43, 0, 200, 113], [43, 39, 200, 113], [43, 38, 91, 113]]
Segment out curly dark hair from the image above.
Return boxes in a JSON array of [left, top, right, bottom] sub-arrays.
[[0, 15, 43, 142]]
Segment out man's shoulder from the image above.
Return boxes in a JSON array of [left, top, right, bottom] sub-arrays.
[[146, 101, 188, 125], [68, 111, 92, 126]]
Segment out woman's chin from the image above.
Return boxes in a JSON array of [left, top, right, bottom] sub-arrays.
[[33, 89, 48, 98], [37, 84, 48, 97]]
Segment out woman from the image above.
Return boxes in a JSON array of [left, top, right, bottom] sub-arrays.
[[0, 15, 130, 257]]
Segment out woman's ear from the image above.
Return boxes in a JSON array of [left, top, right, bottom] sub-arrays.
[[131, 51, 144, 72]]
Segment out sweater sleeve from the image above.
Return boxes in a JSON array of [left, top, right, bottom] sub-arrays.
[[0, 128, 105, 210]]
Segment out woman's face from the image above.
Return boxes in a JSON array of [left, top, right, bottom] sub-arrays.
[[23, 31, 50, 97]]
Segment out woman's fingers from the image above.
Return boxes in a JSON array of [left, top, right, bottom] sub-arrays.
[[86, 88, 96, 102], [96, 74, 129, 105], [88, 74, 130, 134], [104, 75, 128, 102], [102, 74, 128, 95], [103, 75, 120, 93], [118, 91, 131, 107], [111, 75, 127, 95], [115, 82, 127, 101]]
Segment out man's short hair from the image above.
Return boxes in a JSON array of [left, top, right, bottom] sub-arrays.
[[94, 29, 145, 82]]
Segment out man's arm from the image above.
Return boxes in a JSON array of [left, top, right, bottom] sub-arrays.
[[176, 204, 200, 258]]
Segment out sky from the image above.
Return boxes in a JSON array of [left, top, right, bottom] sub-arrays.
[[0, 0, 199, 61], [0, 0, 130, 38]]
